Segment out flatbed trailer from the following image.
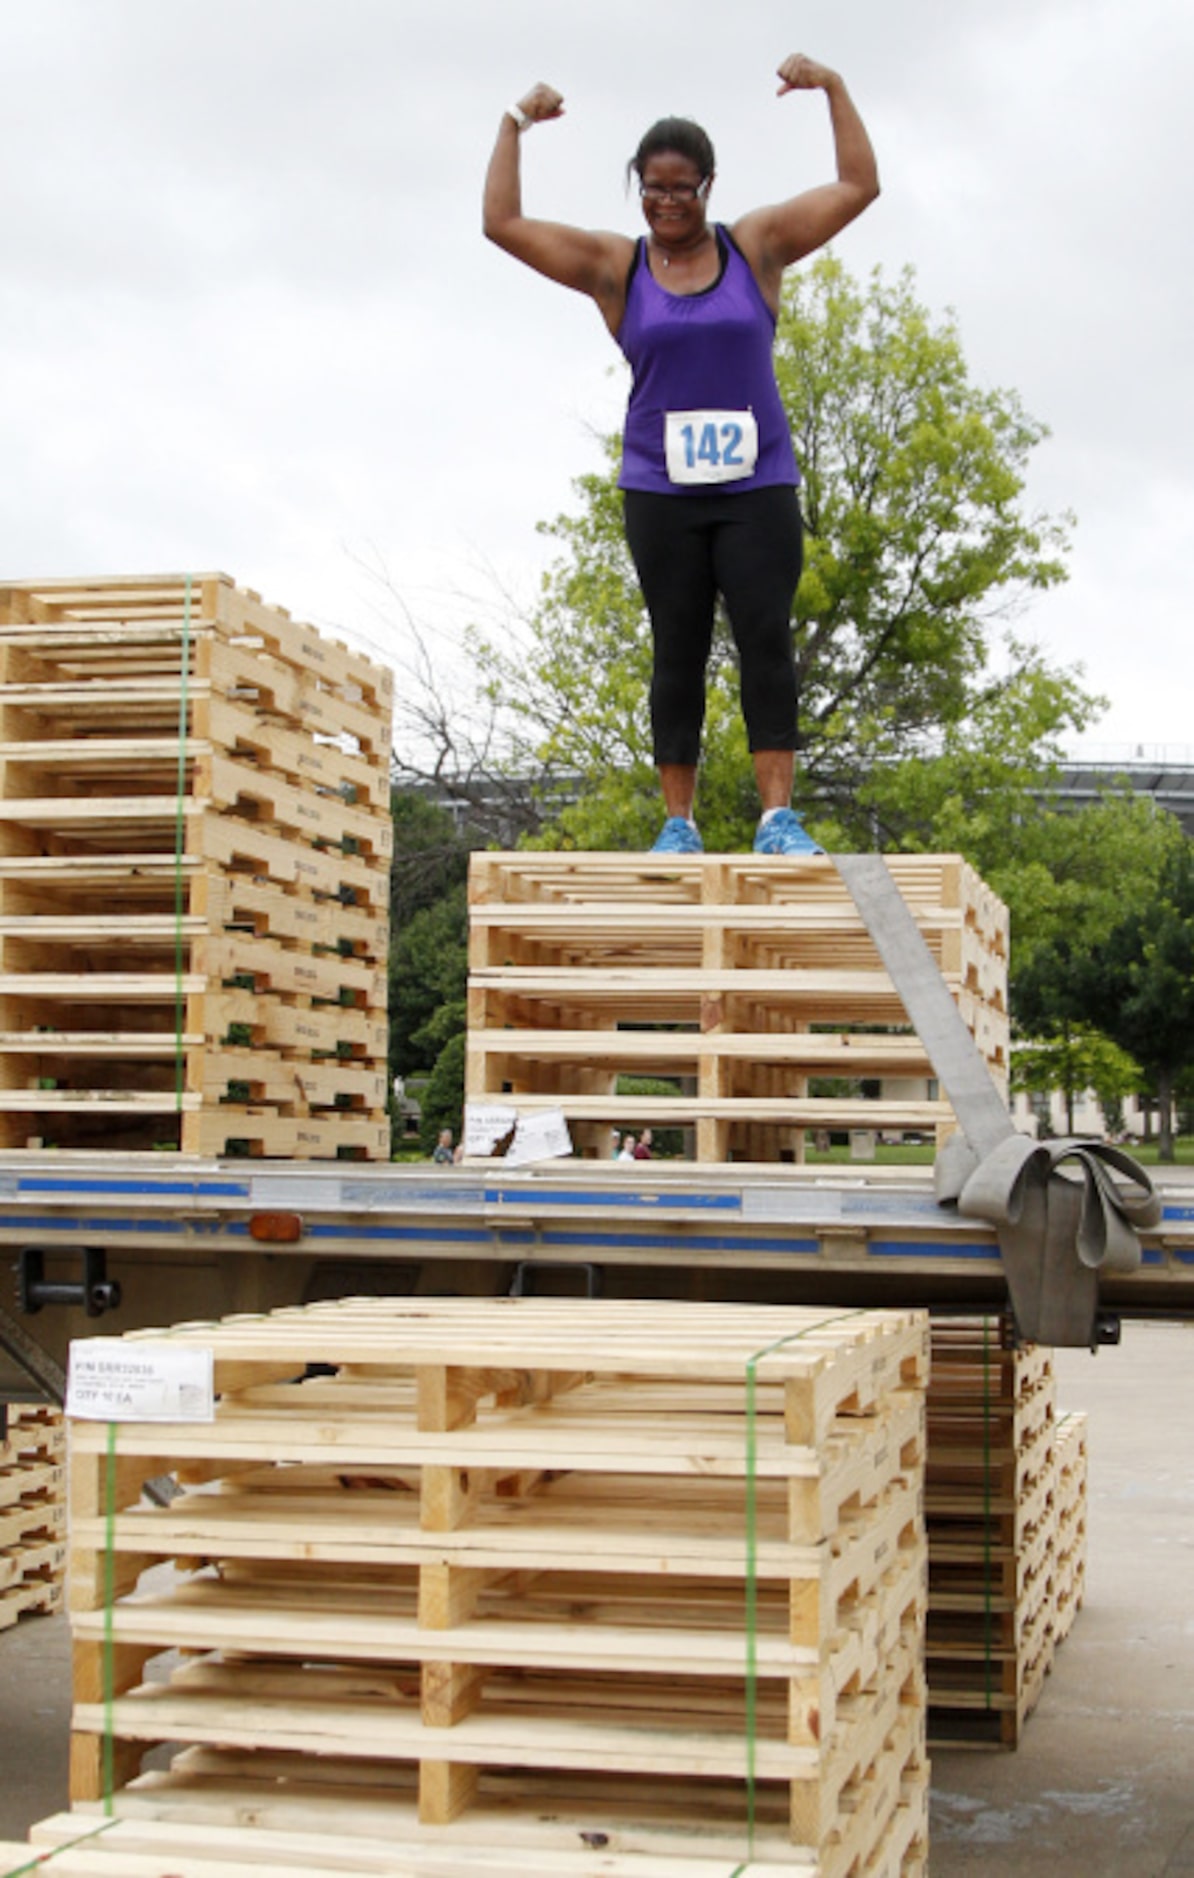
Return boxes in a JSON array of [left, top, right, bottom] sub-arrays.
[[3, 1155, 1193, 1390]]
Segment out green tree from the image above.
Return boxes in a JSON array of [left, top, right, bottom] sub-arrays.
[[389, 884, 468, 1079], [1009, 1025, 1140, 1138], [418, 1032, 466, 1156], [1004, 799, 1186, 1141], [1078, 843, 1194, 1161], [998, 794, 1186, 973], [390, 789, 470, 931], [461, 255, 1089, 854]]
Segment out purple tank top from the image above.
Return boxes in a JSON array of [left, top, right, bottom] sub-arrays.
[[616, 226, 800, 496]]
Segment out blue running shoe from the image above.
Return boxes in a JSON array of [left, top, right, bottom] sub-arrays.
[[650, 817, 704, 855], [753, 808, 824, 856]]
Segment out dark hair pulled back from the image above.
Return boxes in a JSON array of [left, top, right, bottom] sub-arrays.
[[626, 116, 715, 189]]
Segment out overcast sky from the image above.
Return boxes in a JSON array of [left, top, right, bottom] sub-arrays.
[[2, 0, 1190, 757]]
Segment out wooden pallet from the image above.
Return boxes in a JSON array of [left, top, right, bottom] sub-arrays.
[[0, 573, 392, 1159], [0, 1402, 67, 1634], [1, 1400, 67, 1463], [923, 1319, 1086, 1749], [466, 852, 1008, 1163], [65, 1297, 929, 1877], [1051, 1412, 1087, 1646]]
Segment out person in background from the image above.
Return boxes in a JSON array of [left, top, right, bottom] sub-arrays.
[[432, 1128, 455, 1164], [618, 1133, 638, 1161], [633, 1128, 654, 1160], [484, 54, 878, 857]]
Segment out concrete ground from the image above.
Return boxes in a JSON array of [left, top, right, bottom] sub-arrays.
[[1, 1319, 1191, 1874], [929, 1319, 1194, 1877]]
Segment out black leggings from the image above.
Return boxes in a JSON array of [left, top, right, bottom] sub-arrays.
[[622, 484, 803, 767]]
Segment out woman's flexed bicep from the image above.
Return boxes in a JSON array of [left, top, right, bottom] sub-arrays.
[[483, 87, 633, 328]]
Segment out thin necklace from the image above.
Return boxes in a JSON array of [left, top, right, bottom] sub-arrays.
[[655, 228, 710, 269]]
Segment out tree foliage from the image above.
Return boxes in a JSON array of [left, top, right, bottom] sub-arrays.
[[1006, 800, 1187, 1144], [455, 254, 1091, 854], [1010, 1026, 1140, 1137], [417, 1032, 466, 1156], [1076, 842, 1194, 1160], [1001, 794, 1187, 982], [389, 883, 468, 1079], [390, 789, 471, 931]]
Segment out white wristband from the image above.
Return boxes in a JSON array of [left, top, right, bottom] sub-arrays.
[[507, 103, 533, 131]]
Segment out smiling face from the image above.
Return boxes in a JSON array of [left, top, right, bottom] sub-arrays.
[[638, 149, 712, 250]]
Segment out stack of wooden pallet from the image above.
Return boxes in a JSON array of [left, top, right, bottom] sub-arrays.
[[1052, 1411, 1088, 1647], [924, 1319, 1073, 1747], [55, 1296, 929, 1875], [467, 851, 1008, 1162], [0, 1400, 66, 1631], [0, 573, 393, 1159]]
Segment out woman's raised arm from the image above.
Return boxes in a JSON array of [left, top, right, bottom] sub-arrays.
[[483, 84, 633, 331], [732, 57, 879, 310]]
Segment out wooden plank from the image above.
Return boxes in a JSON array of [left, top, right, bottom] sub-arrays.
[[0, 1032, 203, 1057], [0, 1090, 201, 1114], [0, 842, 387, 912], [66, 1297, 928, 1388], [469, 1028, 935, 1073], [464, 1093, 951, 1128], [24, 1808, 815, 1875]]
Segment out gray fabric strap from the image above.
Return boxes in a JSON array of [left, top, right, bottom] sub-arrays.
[[832, 853, 1161, 1345], [833, 854, 1013, 1160]]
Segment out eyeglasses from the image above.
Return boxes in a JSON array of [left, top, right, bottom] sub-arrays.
[[639, 179, 709, 203]]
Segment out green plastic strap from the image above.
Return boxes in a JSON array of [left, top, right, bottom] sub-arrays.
[[173, 573, 193, 1112], [741, 1308, 871, 1865], [1, 1816, 121, 1876], [982, 1316, 993, 1710], [103, 1420, 118, 1812]]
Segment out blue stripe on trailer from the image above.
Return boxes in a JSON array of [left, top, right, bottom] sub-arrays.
[[301, 1221, 533, 1248], [9, 1176, 253, 1199], [481, 1185, 742, 1212], [0, 1213, 243, 1237], [870, 1238, 998, 1261], [536, 1227, 820, 1255]]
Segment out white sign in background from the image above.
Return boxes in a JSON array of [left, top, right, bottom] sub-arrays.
[[462, 1103, 573, 1165], [67, 1340, 215, 1423], [504, 1109, 573, 1166]]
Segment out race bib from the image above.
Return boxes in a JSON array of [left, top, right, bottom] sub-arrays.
[[664, 409, 759, 485]]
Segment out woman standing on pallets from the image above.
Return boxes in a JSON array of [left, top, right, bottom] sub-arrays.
[[484, 55, 878, 856]]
